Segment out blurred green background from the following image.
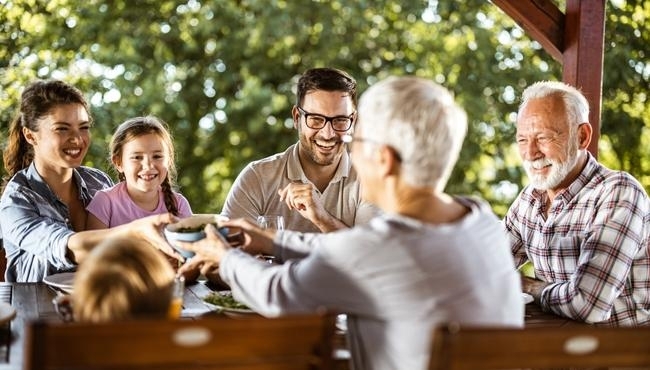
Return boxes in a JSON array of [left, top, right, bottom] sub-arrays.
[[1, 0, 648, 215]]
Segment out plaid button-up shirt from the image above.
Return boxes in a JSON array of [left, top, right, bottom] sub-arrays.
[[504, 154, 650, 326]]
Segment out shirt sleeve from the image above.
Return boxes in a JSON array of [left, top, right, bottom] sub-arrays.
[[218, 247, 368, 317], [220, 164, 265, 222], [0, 185, 76, 274], [175, 193, 193, 217], [85, 190, 112, 227], [503, 194, 529, 268], [540, 178, 649, 323]]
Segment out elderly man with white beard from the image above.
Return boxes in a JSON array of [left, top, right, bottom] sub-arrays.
[[503, 80, 650, 326]]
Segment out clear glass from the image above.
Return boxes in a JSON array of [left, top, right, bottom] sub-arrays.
[[256, 215, 285, 231], [168, 275, 185, 319], [256, 215, 284, 264]]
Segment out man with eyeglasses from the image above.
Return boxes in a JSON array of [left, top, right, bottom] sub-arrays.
[[221, 67, 376, 233]]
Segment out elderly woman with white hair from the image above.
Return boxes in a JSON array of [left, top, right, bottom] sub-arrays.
[[179, 76, 523, 370]]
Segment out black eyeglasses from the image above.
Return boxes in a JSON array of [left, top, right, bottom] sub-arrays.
[[341, 134, 403, 162], [297, 106, 355, 132]]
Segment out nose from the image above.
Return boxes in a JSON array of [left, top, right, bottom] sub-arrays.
[[318, 119, 337, 139], [521, 139, 541, 161], [142, 156, 153, 168]]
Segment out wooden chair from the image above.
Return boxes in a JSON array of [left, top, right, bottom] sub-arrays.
[[429, 323, 650, 370], [24, 313, 336, 370]]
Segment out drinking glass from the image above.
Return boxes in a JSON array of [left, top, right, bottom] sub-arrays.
[[168, 275, 185, 319], [256, 215, 284, 264], [256, 215, 285, 231]]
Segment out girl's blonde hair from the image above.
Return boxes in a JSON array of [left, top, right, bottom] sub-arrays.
[[72, 236, 175, 323]]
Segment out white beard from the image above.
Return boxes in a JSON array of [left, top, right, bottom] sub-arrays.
[[523, 150, 580, 190]]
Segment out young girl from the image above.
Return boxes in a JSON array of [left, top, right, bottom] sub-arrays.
[[85, 116, 198, 281], [86, 116, 192, 228], [0, 80, 177, 283]]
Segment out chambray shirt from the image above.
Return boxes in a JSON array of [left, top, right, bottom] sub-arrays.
[[504, 154, 650, 326], [0, 163, 113, 282]]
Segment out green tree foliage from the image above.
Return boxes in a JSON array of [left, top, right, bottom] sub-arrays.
[[1, 0, 648, 216]]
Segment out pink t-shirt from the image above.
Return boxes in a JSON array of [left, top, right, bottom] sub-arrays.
[[86, 182, 192, 227]]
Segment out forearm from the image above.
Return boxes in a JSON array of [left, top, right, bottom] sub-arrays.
[[311, 212, 349, 232], [67, 228, 126, 263]]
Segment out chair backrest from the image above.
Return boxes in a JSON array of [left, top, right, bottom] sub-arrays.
[[25, 313, 336, 370], [429, 323, 650, 370]]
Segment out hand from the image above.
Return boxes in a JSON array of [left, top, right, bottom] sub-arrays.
[[278, 182, 329, 225], [521, 276, 550, 305], [177, 223, 231, 263], [222, 218, 275, 256], [127, 213, 183, 261]]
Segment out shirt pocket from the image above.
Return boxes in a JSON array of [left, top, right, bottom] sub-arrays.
[[546, 235, 582, 279]]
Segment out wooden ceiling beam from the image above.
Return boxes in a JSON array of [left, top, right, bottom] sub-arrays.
[[491, 0, 565, 62]]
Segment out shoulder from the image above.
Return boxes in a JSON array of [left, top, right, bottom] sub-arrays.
[[247, 145, 294, 171], [76, 166, 114, 187]]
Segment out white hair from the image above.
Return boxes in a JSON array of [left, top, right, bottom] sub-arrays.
[[520, 81, 590, 126], [357, 76, 467, 190]]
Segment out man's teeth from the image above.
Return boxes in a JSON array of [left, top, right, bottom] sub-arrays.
[[316, 141, 336, 148]]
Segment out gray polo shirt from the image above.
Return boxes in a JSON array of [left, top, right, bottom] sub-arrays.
[[221, 143, 376, 232]]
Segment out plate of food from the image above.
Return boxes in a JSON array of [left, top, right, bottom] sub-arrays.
[[203, 290, 257, 317], [43, 272, 76, 294]]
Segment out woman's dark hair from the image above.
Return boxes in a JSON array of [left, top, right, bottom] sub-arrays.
[[110, 116, 180, 216], [2, 80, 90, 187], [296, 67, 358, 108]]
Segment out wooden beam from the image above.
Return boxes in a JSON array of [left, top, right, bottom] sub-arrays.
[[562, 0, 606, 157], [491, 0, 565, 62]]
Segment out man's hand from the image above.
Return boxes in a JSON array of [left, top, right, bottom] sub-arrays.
[[521, 275, 550, 305], [278, 182, 348, 232]]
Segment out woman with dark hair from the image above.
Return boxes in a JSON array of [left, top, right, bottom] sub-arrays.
[[1, 80, 178, 282]]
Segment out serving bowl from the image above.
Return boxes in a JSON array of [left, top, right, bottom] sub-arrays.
[[164, 214, 243, 258]]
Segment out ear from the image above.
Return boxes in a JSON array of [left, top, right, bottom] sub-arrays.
[[111, 155, 124, 173], [291, 106, 300, 130], [577, 122, 592, 150], [377, 145, 400, 177], [22, 127, 37, 145]]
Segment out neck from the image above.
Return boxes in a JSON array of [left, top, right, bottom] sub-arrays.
[[297, 149, 341, 193], [126, 184, 160, 212], [33, 160, 75, 200], [378, 178, 468, 224]]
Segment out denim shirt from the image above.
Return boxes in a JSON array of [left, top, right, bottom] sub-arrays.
[[0, 163, 113, 282]]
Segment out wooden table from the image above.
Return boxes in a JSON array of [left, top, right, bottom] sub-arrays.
[[0, 281, 580, 370]]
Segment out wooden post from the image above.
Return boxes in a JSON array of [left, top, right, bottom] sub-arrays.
[[562, 0, 606, 157]]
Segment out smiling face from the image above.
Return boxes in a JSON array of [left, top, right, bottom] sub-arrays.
[[24, 103, 91, 176], [294, 90, 355, 168], [516, 96, 583, 191], [114, 133, 170, 196]]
